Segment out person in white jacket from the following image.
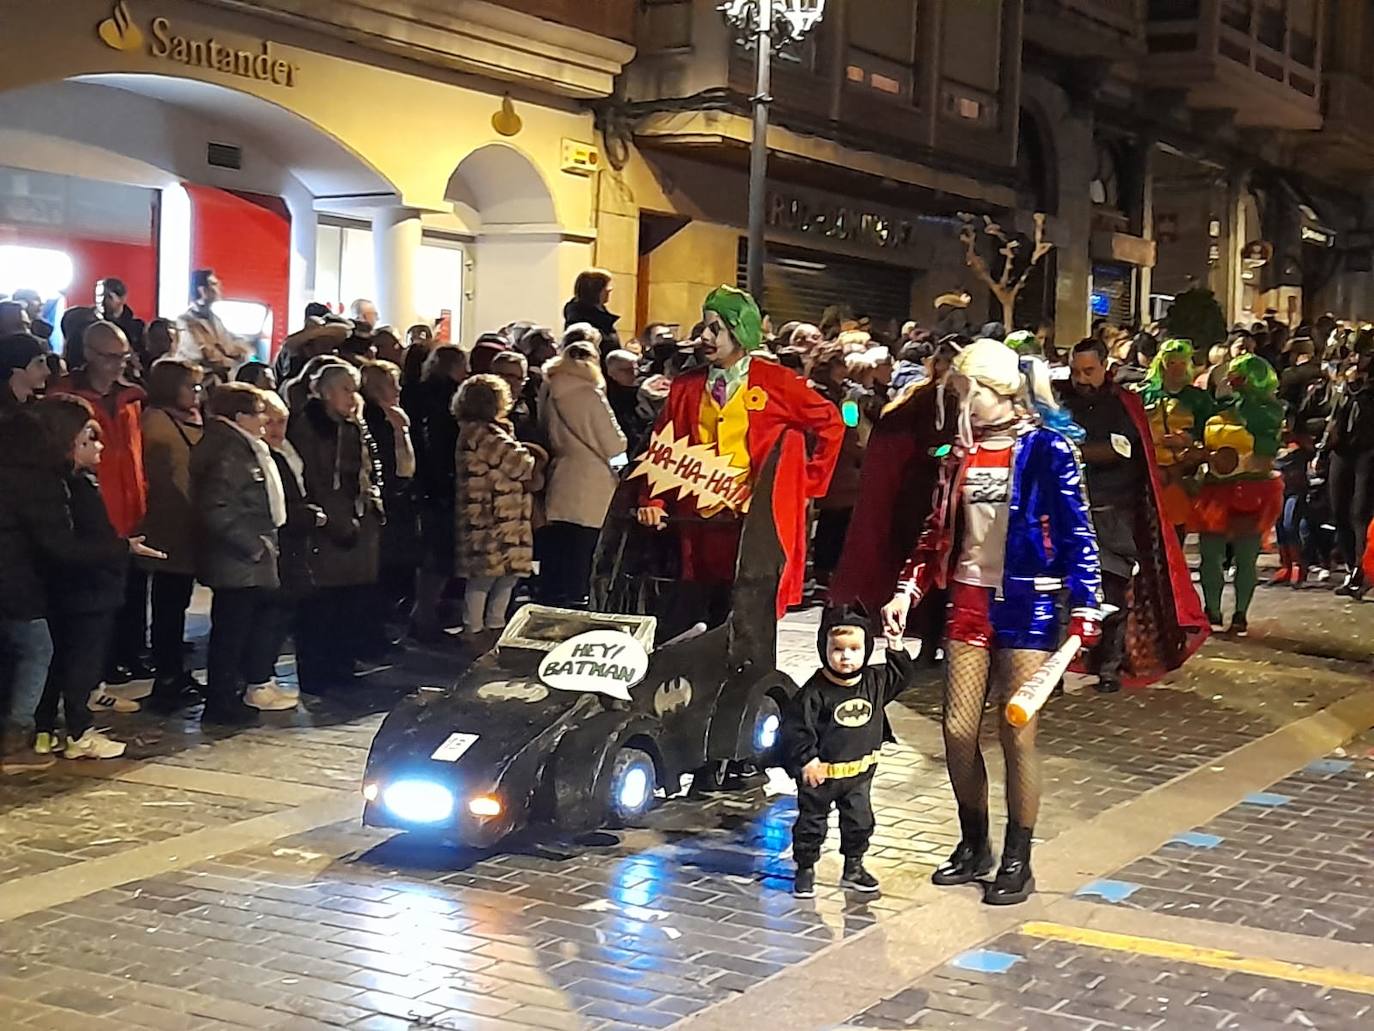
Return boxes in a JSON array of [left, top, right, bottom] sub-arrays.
[[538, 342, 627, 606]]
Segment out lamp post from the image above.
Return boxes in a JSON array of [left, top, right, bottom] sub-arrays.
[[719, 0, 827, 301]]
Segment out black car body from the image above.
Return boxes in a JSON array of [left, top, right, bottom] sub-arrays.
[[362, 447, 797, 847]]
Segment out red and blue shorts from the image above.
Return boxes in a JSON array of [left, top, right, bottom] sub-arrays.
[[946, 580, 1057, 652]]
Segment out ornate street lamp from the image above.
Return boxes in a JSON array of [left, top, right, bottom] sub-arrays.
[[719, 0, 827, 300]]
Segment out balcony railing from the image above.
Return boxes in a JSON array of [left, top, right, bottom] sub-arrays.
[[1145, 0, 1322, 125]]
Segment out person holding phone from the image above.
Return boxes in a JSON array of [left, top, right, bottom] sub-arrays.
[[29, 395, 166, 760]]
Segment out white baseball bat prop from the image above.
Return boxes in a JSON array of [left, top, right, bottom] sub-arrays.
[[1005, 635, 1081, 728]]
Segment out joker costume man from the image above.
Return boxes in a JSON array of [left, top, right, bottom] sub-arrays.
[[636, 286, 843, 619]]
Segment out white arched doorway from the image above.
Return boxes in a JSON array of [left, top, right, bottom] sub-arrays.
[[446, 143, 584, 335], [0, 73, 399, 347]]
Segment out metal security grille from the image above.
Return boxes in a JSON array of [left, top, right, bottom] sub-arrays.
[[737, 240, 914, 328]]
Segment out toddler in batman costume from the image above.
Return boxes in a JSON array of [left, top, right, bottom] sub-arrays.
[[783, 607, 917, 898]]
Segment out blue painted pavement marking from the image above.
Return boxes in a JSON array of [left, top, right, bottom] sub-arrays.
[[1242, 791, 1293, 807], [1305, 758, 1354, 775], [1167, 831, 1224, 849], [1074, 879, 1142, 903], [950, 949, 1022, 974]]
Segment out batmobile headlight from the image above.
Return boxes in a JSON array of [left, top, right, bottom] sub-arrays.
[[381, 779, 455, 824], [617, 766, 651, 812], [467, 794, 503, 818], [757, 712, 780, 751]]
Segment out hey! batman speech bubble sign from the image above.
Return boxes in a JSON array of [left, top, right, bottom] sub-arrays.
[[538, 630, 650, 702]]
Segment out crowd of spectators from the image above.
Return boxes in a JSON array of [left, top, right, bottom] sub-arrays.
[[2, 266, 1371, 772]]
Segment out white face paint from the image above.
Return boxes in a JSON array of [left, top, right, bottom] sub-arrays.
[[701, 314, 742, 368]]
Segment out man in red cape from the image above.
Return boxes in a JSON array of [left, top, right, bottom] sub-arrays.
[[636, 286, 842, 619], [1060, 341, 1209, 687]]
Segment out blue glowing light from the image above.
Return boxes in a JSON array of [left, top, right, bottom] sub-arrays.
[[382, 779, 455, 824], [617, 766, 650, 812], [757, 713, 780, 751]]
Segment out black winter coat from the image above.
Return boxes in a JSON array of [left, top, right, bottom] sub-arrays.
[[190, 419, 280, 590], [50, 470, 129, 614], [270, 447, 321, 597], [1326, 385, 1374, 457], [562, 299, 622, 357], [288, 399, 383, 588], [364, 401, 421, 570], [0, 411, 127, 621], [404, 377, 458, 504]]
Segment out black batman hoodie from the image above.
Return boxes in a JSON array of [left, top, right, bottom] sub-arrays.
[[782, 608, 917, 779]]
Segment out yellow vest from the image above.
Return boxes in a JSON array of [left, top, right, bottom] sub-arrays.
[[1146, 396, 1189, 466], [697, 385, 752, 516]]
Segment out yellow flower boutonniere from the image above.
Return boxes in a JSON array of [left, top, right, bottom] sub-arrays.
[[743, 386, 769, 412]]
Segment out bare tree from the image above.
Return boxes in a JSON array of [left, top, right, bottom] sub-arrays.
[[958, 212, 1054, 328]]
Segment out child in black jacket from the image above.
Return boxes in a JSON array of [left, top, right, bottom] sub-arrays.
[[783, 606, 916, 898], [31, 396, 164, 759]]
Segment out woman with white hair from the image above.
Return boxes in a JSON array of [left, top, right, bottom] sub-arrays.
[[287, 361, 386, 692], [881, 339, 1102, 907]]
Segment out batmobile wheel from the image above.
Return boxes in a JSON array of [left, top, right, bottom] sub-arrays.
[[605, 746, 657, 828], [751, 696, 783, 767]]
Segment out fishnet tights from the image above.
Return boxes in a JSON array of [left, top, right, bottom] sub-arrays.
[[943, 642, 1043, 828]]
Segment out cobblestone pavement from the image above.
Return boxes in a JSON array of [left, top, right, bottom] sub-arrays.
[[840, 926, 1374, 1030], [1087, 729, 1374, 946], [0, 587, 1369, 1029], [835, 736, 1374, 1031]]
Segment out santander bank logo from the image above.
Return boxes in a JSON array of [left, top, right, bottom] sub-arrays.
[[98, 1, 144, 52]]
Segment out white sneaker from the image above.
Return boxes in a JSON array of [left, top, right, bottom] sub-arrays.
[[64, 728, 127, 760], [88, 687, 140, 714], [244, 682, 298, 711]]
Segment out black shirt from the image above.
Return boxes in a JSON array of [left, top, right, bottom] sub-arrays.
[[1061, 386, 1145, 507], [783, 647, 916, 777], [1062, 386, 1145, 578]]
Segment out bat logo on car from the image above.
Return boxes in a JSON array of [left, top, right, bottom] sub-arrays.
[[477, 680, 549, 703], [833, 698, 873, 728], [654, 677, 692, 715]]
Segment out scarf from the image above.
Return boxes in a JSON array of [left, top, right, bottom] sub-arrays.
[[221, 417, 287, 528], [273, 437, 307, 495]]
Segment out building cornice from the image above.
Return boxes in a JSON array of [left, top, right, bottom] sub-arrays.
[[197, 0, 636, 99]]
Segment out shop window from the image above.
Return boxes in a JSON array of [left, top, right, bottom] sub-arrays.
[[1288, 0, 1317, 66], [1256, 0, 1284, 51], [1148, 0, 1201, 18], [315, 221, 465, 327], [941, 0, 1001, 94], [0, 245, 73, 300], [1220, 0, 1252, 34], [843, 0, 915, 101], [639, 0, 692, 53], [415, 241, 465, 329]]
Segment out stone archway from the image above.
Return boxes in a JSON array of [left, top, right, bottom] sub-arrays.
[[0, 73, 401, 334], [446, 143, 586, 334]]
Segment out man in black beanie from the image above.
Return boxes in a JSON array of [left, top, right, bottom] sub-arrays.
[[0, 333, 50, 414]]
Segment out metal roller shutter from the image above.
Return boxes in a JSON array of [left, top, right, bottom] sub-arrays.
[[737, 241, 915, 328]]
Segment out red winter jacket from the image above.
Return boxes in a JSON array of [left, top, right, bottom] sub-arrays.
[[50, 371, 147, 537]]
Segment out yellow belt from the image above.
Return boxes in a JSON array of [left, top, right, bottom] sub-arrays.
[[822, 751, 880, 780]]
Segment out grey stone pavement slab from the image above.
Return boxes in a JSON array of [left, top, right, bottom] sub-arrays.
[[1077, 729, 1374, 946], [0, 585, 1368, 1030], [833, 734, 1374, 1031]]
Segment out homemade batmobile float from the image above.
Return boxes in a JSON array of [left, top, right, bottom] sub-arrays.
[[361, 448, 797, 847]]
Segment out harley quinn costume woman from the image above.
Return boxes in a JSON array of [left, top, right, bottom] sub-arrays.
[[882, 339, 1102, 905]]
